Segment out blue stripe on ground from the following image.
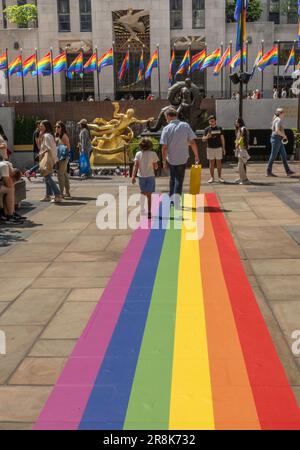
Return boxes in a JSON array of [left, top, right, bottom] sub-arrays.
[[79, 217, 166, 430]]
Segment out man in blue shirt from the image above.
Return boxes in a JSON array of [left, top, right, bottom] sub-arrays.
[[160, 108, 199, 203]]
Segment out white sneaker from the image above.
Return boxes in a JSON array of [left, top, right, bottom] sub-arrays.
[[218, 177, 225, 183], [239, 179, 251, 185], [234, 178, 241, 184], [208, 178, 214, 184]]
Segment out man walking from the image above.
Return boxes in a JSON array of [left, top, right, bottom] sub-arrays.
[[202, 115, 226, 183], [160, 108, 199, 207]]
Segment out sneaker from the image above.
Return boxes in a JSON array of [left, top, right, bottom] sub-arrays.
[[218, 177, 225, 183], [234, 178, 241, 184], [266, 172, 277, 177], [208, 178, 215, 184], [287, 170, 295, 177], [239, 180, 251, 185], [6, 215, 24, 224], [64, 194, 72, 200], [51, 196, 63, 203], [41, 196, 51, 202], [13, 212, 26, 220]]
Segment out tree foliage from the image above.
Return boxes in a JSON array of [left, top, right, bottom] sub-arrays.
[[226, 0, 263, 23], [4, 4, 38, 28]]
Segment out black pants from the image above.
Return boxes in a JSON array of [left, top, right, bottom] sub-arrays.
[[169, 163, 187, 197]]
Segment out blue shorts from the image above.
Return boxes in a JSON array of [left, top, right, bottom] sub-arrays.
[[139, 176, 156, 193]]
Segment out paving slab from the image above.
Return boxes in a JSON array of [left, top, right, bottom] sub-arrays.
[[0, 387, 51, 422], [27, 229, 82, 244], [258, 276, 300, 301], [31, 277, 109, 289], [251, 259, 300, 276], [0, 262, 49, 278], [29, 340, 76, 358], [41, 261, 117, 278], [65, 288, 103, 302], [64, 236, 112, 252], [9, 358, 66, 386], [270, 301, 300, 347], [0, 278, 36, 302], [3, 243, 67, 262]]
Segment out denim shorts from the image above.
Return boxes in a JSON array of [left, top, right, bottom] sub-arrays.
[[139, 176, 156, 193]]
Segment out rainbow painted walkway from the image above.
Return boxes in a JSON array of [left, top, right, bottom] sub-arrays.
[[34, 194, 300, 430]]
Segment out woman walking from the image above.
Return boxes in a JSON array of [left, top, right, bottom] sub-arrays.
[[39, 120, 62, 203], [55, 121, 71, 199], [235, 118, 251, 185], [78, 119, 92, 179], [267, 108, 295, 177]]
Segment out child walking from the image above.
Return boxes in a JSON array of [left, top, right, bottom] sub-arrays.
[[235, 118, 251, 185], [132, 138, 159, 219]]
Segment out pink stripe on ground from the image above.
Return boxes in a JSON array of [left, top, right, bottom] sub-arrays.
[[34, 208, 158, 430]]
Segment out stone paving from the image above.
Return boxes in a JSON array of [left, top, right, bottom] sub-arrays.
[[0, 163, 300, 429]]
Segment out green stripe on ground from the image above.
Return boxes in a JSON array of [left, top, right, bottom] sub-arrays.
[[123, 219, 181, 430]]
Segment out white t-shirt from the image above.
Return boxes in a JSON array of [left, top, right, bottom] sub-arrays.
[[134, 150, 159, 178], [0, 161, 9, 179]]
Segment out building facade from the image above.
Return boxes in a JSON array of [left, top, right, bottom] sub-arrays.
[[0, 0, 299, 101]]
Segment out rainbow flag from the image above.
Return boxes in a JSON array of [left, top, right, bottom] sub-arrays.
[[250, 49, 263, 77], [298, 1, 300, 46], [169, 48, 175, 84], [0, 52, 7, 71], [200, 48, 221, 71], [118, 51, 129, 81], [34, 194, 300, 430], [235, 0, 248, 51], [284, 47, 295, 73], [213, 46, 231, 76], [22, 54, 36, 76], [257, 47, 278, 71], [8, 55, 22, 76], [84, 52, 97, 73], [229, 47, 246, 69], [53, 52, 67, 74], [175, 49, 190, 78], [36, 52, 52, 76], [136, 52, 144, 82], [145, 50, 158, 80], [67, 52, 83, 79], [190, 49, 206, 73], [98, 48, 113, 72]]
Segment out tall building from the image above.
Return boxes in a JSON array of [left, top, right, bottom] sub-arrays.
[[0, 0, 298, 101]]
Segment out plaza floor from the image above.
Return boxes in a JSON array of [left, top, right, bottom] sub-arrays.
[[0, 163, 300, 430]]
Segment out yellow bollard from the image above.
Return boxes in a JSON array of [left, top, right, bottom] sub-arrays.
[[189, 164, 202, 195]]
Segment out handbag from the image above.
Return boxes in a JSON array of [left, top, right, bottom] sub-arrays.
[[57, 144, 68, 161], [79, 152, 91, 175], [39, 151, 54, 176]]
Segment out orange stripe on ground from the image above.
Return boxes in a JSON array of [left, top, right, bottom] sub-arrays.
[[200, 197, 261, 430]]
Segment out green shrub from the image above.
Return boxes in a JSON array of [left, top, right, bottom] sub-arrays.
[[14, 115, 39, 145], [4, 4, 38, 28], [128, 137, 160, 161], [226, 0, 263, 23]]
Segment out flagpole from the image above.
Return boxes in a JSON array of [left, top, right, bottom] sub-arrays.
[[239, 2, 245, 118], [293, 40, 296, 72], [95, 47, 100, 101], [50, 47, 55, 103], [35, 48, 40, 103], [220, 42, 224, 99], [81, 49, 85, 101], [157, 44, 161, 99], [5, 48, 10, 103], [112, 41, 116, 100], [229, 41, 232, 99], [245, 40, 249, 97], [20, 48, 25, 102], [128, 44, 131, 97], [261, 40, 264, 98], [65, 47, 69, 102], [142, 46, 146, 99], [276, 40, 280, 95]]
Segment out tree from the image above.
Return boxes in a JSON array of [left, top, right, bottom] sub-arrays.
[[226, 0, 263, 23], [4, 4, 38, 28], [280, 0, 298, 15]]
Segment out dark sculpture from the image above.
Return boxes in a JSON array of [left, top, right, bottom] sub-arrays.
[[147, 78, 205, 132]]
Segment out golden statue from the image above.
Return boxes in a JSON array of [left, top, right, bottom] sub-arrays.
[[89, 102, 154, 166]]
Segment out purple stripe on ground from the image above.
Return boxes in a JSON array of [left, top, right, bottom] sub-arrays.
[[34, 209, 158, 430]]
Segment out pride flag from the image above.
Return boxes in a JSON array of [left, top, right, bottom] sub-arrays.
[[0, 52, 7, 70], [200, 48, 221, 71], [8, 55, 22, 76], [257, 47, 278, 71], [250, 49, 262, 77], [169, 48, 175, 84], [284, 47, 295, 73], [213, 46, 231, 76], [67, 52, 83, 79], [229, 47, 246, 69], [84, 52, 97, 73], [98, 48, 113, 72], [118, 51, 129, 81], [53, 52, 67, 74], [145, 50, 158, 79], [235, 0, 248, 51], [22, 54, 36, 76], [35, 52, 52, 76], [190, 49, 206, 73], [136, 52, 144, 82], [34, 194, 300, 430], [175, 49, 190, 78]]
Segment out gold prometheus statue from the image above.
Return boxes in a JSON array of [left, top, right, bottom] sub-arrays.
[[89, 102, 154, 166]]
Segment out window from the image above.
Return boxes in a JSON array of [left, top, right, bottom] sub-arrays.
[[269, 0, 280, 24], [170, 0, 182, 29], [79, 0, 92, 32], [193, 0, 205, 28], [57, 0, 70, 32]]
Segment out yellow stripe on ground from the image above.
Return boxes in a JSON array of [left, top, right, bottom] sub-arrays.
[[169, 195, 215, 430]]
